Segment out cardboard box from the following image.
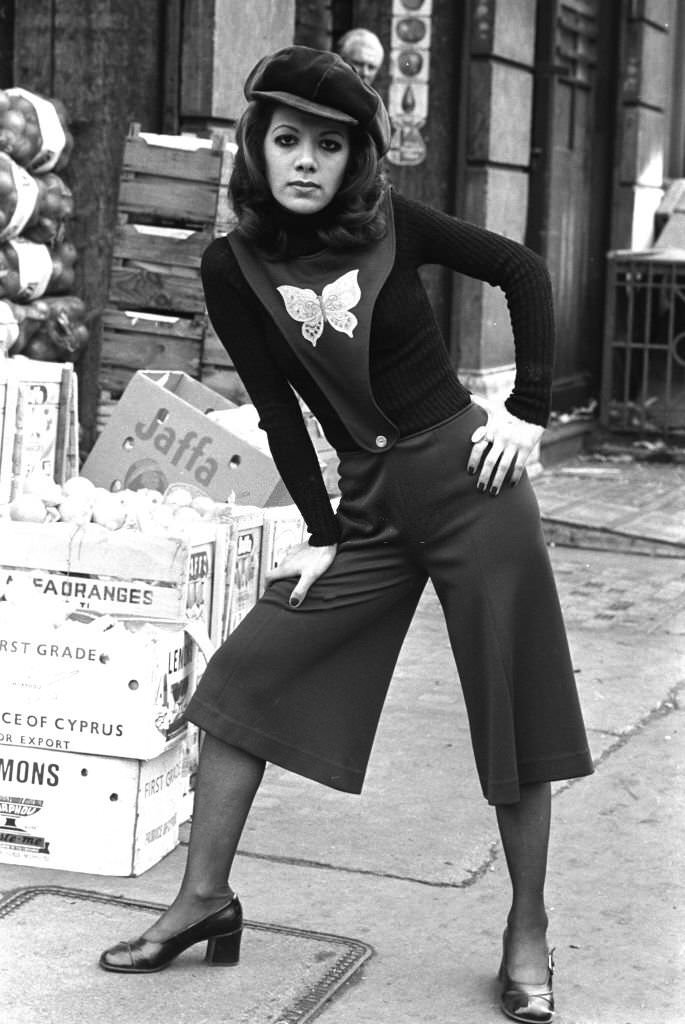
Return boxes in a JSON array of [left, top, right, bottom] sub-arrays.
[[0, 357, 77, 502], [222, 507, 264, 640], [178, 722, 201, 824], [82, 370, 291, 507], [0, 520, 224, 642], [9, 357, 77, 495], [0, 738, 184, 875], [0, 362, 18, 503], [0, 616, 197, 760], [258, 504, 306, 597], [62, 367, 79, 482]]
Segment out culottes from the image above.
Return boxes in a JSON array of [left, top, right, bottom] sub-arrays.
[[186, 403, 594, 804]]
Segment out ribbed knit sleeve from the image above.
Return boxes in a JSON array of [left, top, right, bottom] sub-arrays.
[[393, 193, 555, 425], [201, 238, 340, 546]]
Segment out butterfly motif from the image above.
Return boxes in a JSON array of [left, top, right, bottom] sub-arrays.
[[276, 269, 361, 346]]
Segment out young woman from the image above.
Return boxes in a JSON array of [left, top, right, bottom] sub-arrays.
[[100, 45, 593, 1023]]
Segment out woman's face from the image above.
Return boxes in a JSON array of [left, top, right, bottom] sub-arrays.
[[263, 105, 351, 214]]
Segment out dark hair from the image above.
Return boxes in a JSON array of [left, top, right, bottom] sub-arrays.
[[228, 100, 388, 257]]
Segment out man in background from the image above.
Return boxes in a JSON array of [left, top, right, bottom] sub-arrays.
[[336, 27, 384, 86]]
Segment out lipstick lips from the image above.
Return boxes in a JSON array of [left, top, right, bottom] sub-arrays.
[[289, 180, 320, 188]]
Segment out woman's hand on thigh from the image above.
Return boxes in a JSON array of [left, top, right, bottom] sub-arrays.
[[467, 407, 544, 495], [265, 542, 338, 608]]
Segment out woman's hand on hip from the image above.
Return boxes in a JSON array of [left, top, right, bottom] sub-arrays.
[[467, 406, 544, 495], [265, 541, 338, 608]]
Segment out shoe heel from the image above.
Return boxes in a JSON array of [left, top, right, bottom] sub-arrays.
[[206, 928, 242, 966]]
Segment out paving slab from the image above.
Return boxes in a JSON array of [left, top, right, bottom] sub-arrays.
[[534, 459, 685, 556]]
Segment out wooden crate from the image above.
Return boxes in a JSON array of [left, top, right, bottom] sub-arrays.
[[99, 309, 205, 398], [108, 224, 208, 315], [107, 129, 233, 317], [200, 318, 232, 368], [95, 388, 117, 438], [100, 125, 237, 400], [199, 320, 250, 403], [116, 125, 235, 233]]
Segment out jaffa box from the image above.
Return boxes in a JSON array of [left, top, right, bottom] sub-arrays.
[[82, 370, 291, 508]]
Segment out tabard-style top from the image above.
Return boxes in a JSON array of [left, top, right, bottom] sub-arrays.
[[228, 196, 399, 453], [201, 191, 556, 546]]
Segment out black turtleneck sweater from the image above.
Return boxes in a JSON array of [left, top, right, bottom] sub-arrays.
[[201, 191, 555, 545]]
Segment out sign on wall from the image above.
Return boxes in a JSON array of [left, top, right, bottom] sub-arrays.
[[387, 0, 433, 166]]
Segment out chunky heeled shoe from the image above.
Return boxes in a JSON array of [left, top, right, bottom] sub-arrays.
[[498, 932, 555, 1023], [99, 895, 242, 973]]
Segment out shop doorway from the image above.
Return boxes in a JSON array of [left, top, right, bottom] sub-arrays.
[[526, 0, 619, 411]]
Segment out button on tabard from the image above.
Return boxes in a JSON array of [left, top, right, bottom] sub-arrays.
[[375, 435, 388, 448]]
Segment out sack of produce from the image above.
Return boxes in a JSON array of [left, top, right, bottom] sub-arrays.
[[0, 87, 73, 173], [25, 171, 74, 244], [0, 152, 39, 241], [0, 294, 88, 360], [22, 295, 88, 361], [0, 237, 77, 300], [0, 154, 73, 243], [0, 297, 19, 354]]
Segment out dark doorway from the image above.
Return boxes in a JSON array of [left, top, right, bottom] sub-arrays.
[[526, 0, 619, 411]]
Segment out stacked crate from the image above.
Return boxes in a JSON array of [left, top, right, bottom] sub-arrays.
[[0, 419, 308, 877], [0, 515, 229, 875], [97, 124, 241, 429]]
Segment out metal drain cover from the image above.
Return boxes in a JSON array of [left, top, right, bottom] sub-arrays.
[[0, 886, 373, 1024]]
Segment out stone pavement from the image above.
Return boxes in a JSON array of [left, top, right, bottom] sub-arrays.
[[535, 455, 685, 557], [1, 457, 684, 1024]]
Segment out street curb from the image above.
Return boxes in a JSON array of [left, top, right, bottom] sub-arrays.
[[542, 519, 685, 559]]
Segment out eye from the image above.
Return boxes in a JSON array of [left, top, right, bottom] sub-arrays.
[[320, 137, 344, 153], [273, 132, 297, 147]]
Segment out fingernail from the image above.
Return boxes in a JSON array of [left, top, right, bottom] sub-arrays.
[[477, 483, 485, 492], [467, 467, 475, 475], [490, 487, 499, 496], [289, 597, 301, 608]]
